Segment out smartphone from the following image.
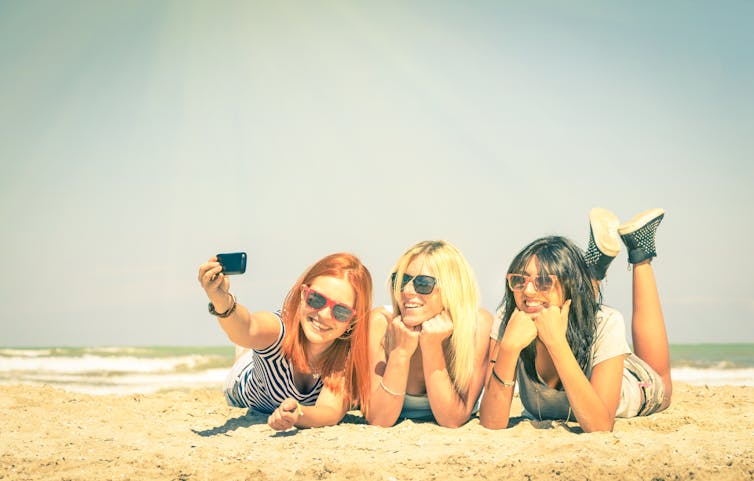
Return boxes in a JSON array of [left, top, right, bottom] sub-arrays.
[[216, 252, 247, 275]]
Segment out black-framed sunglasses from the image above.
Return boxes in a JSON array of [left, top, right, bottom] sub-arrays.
[[506, 273, 557, 293], [302, 286, 355, 323], [390, 272, 437, 295]]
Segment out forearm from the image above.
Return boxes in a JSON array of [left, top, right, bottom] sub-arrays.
[[366, 352, 411, 427], [479, 346, 519, 429], [216, 303, 255, 347], [547, 342, 615, 432], [422, 344, 470, 428], [296, 403, 347, 429]]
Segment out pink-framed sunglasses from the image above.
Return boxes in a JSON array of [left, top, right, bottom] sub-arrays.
[[506, 273, 558, 293], [301, 286, 356, 323]]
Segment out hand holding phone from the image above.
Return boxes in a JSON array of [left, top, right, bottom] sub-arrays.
[[216, 252, 247, 275]]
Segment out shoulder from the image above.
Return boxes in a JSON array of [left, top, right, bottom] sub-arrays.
[[368, 306, 391, 338], [490, 305, 505, 341], [247, 310, 284, 350], [476, 308, 493, 337]]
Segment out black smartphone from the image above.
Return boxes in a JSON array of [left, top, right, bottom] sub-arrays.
[[216, 252, 247, 275]]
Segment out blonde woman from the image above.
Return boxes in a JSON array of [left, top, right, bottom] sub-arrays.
[[366, 240, 492, 428]]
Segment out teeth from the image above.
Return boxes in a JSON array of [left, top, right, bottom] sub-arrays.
[[404, 303, 421, 309], [309, 318, 329, 331]]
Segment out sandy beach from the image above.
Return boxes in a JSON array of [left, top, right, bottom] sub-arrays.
[[1, 382, 752, 481]]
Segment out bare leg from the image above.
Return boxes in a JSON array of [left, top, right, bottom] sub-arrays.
[[630, 260, 672, 409]]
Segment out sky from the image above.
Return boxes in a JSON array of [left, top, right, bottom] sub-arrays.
[[1, 1, 752, 346]]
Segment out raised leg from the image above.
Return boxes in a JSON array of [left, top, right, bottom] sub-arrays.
[[619, 208, 672, 409], [630, 260, 672, 408]]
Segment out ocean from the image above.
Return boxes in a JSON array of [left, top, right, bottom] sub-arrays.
[[1, 344, 752, 395]]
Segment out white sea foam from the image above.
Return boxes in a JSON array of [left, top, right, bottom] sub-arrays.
[[0, 348, 54, 357], [0, 354, 210, 374], [0, 368, 229, 395], [670, 367, 754, 387], [2, 350, 753, 395]]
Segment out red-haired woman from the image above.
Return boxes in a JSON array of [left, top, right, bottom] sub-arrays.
[[198, 253, 372, 430]]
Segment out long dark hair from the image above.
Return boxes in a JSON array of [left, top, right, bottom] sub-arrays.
[[498, 236, 599, 383]]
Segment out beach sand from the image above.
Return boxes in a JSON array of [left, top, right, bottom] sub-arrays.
[[1, 382, 752, 481]]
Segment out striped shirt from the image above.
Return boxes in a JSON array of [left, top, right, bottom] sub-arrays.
[[224, 313, 323, 413]]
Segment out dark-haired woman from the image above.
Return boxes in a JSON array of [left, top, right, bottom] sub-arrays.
[[480, 208, 671, 432]]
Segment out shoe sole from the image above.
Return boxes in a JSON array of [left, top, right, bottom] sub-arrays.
[[589, 208, 620, 257], [618, 208, 665, 235]]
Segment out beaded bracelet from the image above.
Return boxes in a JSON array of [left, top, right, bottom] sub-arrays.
[[379, 379, 405, 397], [208, 293, 237, 318], [490, 368, 515, 388]]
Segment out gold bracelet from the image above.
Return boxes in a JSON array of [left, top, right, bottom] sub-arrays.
[[491, 368, 515, 388], [379, 379, 405, 396]]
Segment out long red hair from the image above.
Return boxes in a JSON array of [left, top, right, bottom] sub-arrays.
[[280, 253, 372, 415]]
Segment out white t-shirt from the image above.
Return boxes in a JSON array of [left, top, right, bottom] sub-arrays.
[[491, 305, 640, 418]]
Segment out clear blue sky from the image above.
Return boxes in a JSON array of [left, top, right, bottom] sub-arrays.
[[1, 1, 752, 346]]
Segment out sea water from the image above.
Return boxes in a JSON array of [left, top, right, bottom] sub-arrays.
[[0, 346, 233, 395], [1, 344, 752, 395]]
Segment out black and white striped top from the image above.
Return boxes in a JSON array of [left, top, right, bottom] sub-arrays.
[[226, 313, 323, 413]]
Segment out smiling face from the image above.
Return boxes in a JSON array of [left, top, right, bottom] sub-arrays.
[[397, 255, 444, 327], [299, 274, 356, 347], [513, 256, 565, 319]]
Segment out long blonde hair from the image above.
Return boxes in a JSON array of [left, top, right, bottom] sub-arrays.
[[390, 240, 480, 397]]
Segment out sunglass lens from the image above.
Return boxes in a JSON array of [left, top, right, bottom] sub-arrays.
[[331, 304, 354, 323], [414, 275, 436, 295], [306, 291, 327, 309], [536, 276, 554, 291], [509, 275, 525, 290]]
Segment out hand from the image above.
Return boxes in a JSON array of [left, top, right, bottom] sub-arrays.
[[197, 257, 232, 311], [500, 308, 538, 352], [267, 398, 302, 431], [388, 315, 421, 359], [419, 311, 454, 349], [532, 300, 571, 349]]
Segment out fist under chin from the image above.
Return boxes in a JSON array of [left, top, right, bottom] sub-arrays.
[[400, 314, 427, 328]]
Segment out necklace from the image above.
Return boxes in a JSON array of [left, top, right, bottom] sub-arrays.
[[307, 360, 321, 379]]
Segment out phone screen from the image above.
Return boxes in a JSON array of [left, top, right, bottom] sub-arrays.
[[216, 252, 247, 275]]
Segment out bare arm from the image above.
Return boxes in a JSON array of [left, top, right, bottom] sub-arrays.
[[535, 301, 623, 432], [479, 308, 537, 429], [422, 309, 493, 428], [267, 380, 351, 430], [198, 258, 280, 350], [479, 342, 520, 429], [365, 308, 418, 427], [546, 343, 624, 432]]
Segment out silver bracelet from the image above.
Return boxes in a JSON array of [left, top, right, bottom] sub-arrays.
[[379, 379, 405, 397]]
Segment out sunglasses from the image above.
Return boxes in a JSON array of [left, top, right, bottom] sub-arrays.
[[390, 272, 437, 295], [302, 286, 356, 323], [506, 273, 558, 293]]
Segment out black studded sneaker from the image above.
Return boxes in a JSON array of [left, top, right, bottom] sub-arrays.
[[618, 208, 665, 264], [585, 208, 621, 280]]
